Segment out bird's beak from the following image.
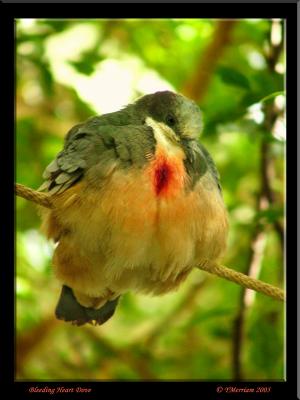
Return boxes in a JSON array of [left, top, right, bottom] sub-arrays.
[[145, 117, 181, 146], [163, 126, 181, 144]]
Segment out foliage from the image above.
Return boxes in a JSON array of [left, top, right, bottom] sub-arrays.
[[16, 18, 285, 380]]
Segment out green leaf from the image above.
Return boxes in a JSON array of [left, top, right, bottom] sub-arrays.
[[69, 50, 104, 76], [69, 60, 96, 76], [217, 66, 251, 90]]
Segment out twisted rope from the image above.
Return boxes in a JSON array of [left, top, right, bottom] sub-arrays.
[[198, 261, 284, 302], [15, 183, 53, 209], [15, 183, 285, 302]]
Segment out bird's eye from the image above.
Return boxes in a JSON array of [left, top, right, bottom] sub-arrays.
[[166, 114, 176, 126]]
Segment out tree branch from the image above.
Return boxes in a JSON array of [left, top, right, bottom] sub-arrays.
[[232, 229, 267, 380], [182, 20, 237, 103], [232, 19, 285, 380], [262, 20, 285, 251]]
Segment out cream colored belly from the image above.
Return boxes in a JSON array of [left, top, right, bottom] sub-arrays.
[[48, 161, 228, 299]]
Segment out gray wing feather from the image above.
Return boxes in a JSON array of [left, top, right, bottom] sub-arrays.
[[39, 129, 94, 194], [39, 120, 155, 195], [182, 139, 221, 192], [198, 143, 222, 191], [42, 159, 60, 179]]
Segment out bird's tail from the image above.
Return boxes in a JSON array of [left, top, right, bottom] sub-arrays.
[[55, 285, 120, 326]]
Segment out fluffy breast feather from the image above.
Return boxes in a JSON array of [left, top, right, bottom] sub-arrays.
[[41, 144, 228, 299]]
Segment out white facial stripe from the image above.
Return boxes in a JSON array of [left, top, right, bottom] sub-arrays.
[[145, 116, 181, 154]]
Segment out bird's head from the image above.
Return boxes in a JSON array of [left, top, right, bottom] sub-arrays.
[[134, 91, 202, 145]]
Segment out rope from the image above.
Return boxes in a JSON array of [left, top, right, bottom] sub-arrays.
[[199, 261, 285, 302], [15, 182, 285, 302], [15, 183, 53, 209]]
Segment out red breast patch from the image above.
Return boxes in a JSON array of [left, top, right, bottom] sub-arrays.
[[148, 148, 186, 198]]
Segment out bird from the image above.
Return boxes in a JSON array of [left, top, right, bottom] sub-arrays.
[[38, 90, 229, 326]]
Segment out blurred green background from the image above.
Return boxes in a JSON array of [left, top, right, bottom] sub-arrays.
[[16, 18, 285, 380]]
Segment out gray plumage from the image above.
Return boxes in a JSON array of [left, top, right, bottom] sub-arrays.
[[39, 91, 221, 196]]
